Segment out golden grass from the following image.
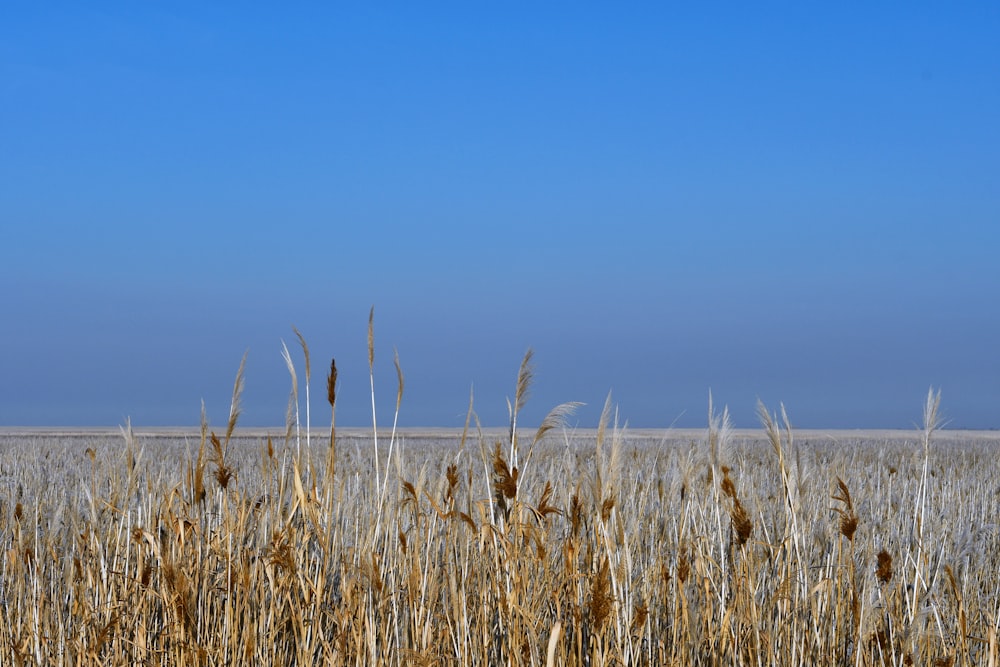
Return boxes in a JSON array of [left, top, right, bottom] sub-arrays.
[[1, 324, 998, 665]]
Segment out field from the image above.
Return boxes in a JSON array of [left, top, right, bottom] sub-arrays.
[[2, 346, 999, 665]]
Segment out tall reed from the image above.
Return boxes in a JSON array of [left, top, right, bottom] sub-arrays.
[[0, 318, 995, 666]]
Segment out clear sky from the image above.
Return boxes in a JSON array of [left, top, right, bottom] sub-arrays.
[[2, 4, 998, 430]]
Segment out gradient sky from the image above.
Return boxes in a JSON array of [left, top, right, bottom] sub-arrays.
[[2, 4, 998, 430]]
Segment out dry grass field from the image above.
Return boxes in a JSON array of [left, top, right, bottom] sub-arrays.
[[2, 332, 999, 665]]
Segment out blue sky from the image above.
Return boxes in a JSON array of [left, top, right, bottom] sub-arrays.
[[2, 4, 998, 430]]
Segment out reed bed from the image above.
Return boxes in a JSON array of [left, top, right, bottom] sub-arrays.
[[1, 324, 998, 665]]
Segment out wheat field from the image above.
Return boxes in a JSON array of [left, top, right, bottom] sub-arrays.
[[1, 327, 998, 665]]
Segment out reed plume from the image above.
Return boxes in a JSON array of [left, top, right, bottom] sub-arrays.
[[326, 357, 337, 478]]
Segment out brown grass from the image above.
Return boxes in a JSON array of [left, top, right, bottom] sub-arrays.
[[0, 324, 998, 665]]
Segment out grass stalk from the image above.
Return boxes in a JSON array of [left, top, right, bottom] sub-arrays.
[[1, 317, 991, 666], [368, 306, 379, 481]]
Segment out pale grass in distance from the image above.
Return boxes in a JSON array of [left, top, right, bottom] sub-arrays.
[[0, 318, 998, 666]]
